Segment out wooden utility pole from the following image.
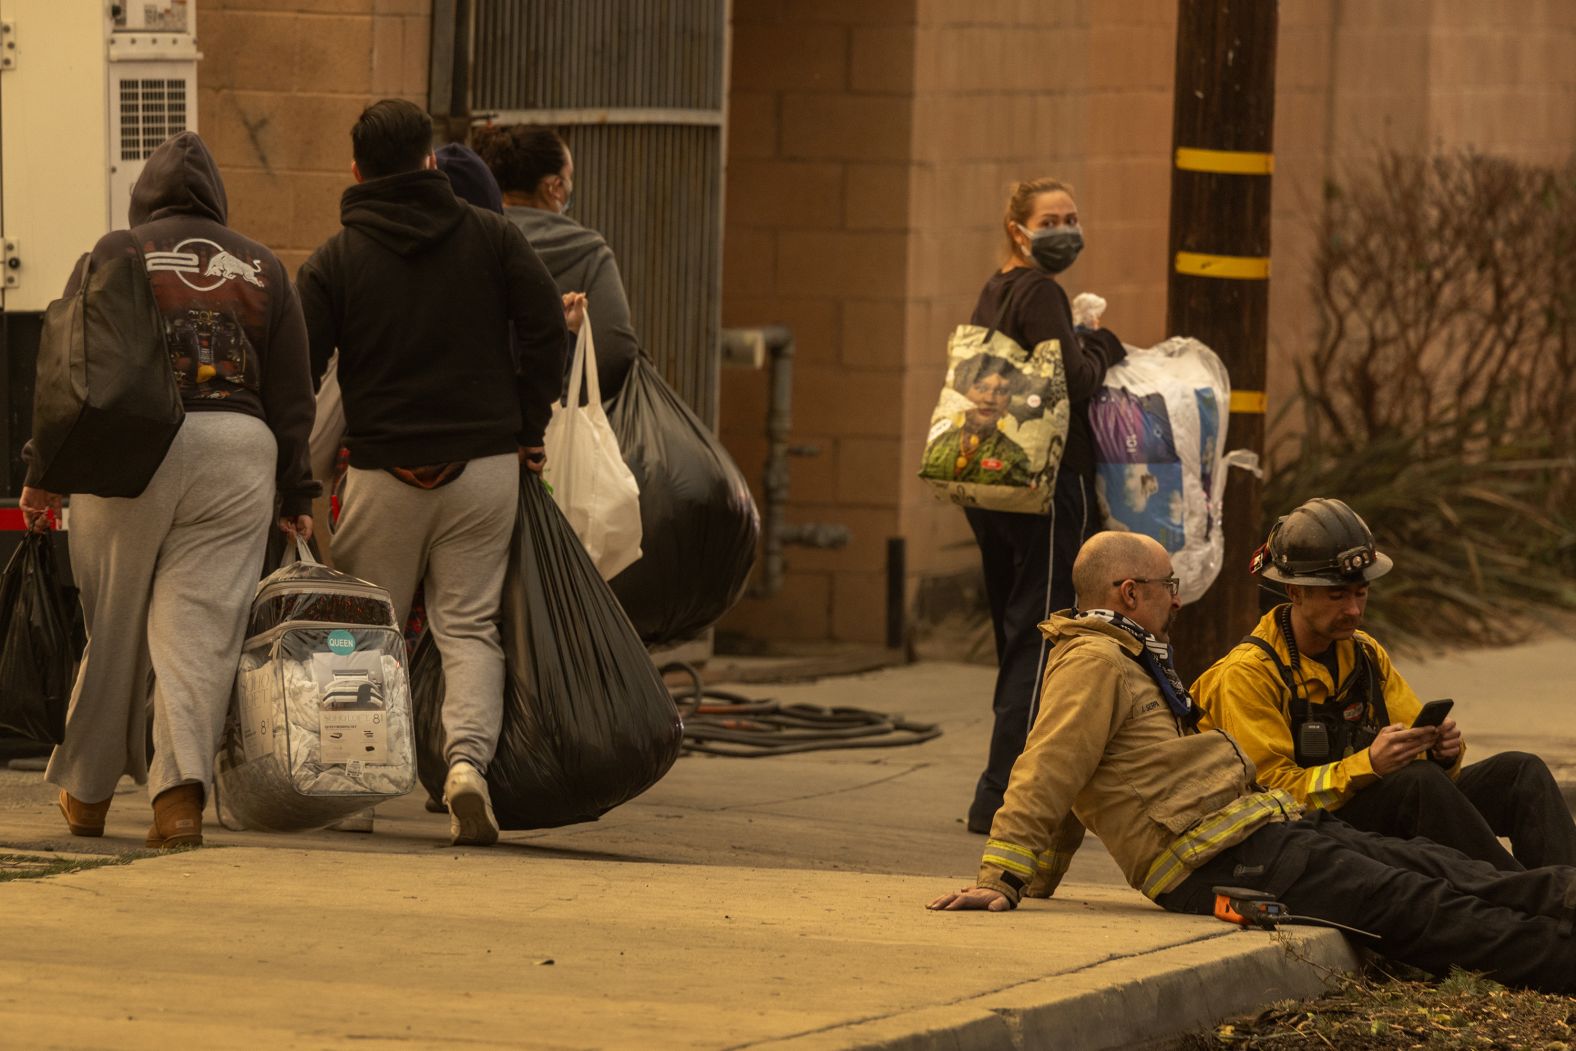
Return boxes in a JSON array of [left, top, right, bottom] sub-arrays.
[[1165, 0, 1278, 682]]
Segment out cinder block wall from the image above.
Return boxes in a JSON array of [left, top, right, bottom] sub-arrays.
[[717, 0, 921, 643], [1265, 0, 1576, 437], [716, 0, 1181, 647], [195, 0, 432, 276]]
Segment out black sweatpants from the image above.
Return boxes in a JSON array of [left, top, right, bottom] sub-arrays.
[[1159, 814, 1576, 994], [964, 471, 1095, 831], [1334, 752, 1576, 871]]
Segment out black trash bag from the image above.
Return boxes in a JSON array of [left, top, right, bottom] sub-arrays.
[[0, 532, 77, 744], [411, 470, 683, 829], [607, 356, 760, 644]]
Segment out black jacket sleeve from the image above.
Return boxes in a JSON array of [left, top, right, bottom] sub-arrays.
[[500, 221, 569, 446], [295, 248, 338, 392], [265, 270, 324, 519], [1015, 277, 1125, 401]]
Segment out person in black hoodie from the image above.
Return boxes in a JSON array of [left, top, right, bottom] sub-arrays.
[[19, 131, 319, 849], [296, 99, 566, 847], [962, 177, 1127, 834]]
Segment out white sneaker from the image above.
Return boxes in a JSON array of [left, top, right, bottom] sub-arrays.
[[443, 762, 498, 846]]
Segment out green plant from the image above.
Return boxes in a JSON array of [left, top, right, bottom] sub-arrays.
[[1268, 152, 1576, 648]]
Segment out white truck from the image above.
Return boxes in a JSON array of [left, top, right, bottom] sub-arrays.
[[0, 0, 199, 752]]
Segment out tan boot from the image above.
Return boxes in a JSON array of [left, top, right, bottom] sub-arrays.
[[145, 783, 204, 849], [58, 790, 112, 837]]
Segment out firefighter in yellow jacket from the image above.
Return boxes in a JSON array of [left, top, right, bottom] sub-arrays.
[[1193, 497, 1576, 871], [929, 530, 1576, 996]]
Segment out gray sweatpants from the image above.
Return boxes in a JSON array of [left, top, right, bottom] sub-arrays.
[[47, 413, 276, 804], [330, 455, 518, 772]]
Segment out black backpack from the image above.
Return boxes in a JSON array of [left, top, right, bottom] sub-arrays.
[[30, 230, 184, 498]]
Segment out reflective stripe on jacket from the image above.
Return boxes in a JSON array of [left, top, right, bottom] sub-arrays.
[[976, 615, 1298, 906], [1191, 606, 1460, 813]]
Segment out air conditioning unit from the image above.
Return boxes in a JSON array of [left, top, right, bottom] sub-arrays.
[[0, 0, 200, 313]]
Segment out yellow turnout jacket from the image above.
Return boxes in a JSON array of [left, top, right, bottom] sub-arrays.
[[1191, 606, 1461, 813]]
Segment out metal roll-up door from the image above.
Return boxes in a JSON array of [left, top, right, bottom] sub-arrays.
[[463, 0, 727, 426]]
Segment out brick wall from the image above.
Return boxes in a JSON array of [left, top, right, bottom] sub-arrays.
[[717, 0, 1183, 647], [1265, 0, 1576, 432], [195, 0, 431, 276], [717, 0, 920, 643]]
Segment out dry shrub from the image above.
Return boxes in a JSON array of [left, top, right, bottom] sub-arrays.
[[1268, 151, 1576, 647]]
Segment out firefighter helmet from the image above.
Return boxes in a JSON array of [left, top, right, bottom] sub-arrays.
[[1251, 497, 1393, 585]]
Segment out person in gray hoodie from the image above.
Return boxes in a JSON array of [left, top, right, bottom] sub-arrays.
[[473, 124, 637, 398], [19, 131, 319, 849]]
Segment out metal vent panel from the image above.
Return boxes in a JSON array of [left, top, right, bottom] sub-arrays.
[[471, 0, 724, 112], [468, 0, 726, 424], [560, 122, 722, 422], [118, 77, 188, 160]]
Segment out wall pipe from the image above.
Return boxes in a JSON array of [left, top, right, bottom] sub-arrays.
[[721, 325, 850, 599]]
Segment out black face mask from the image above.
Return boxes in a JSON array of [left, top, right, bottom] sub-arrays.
[[1021, 224, 1084, 274]]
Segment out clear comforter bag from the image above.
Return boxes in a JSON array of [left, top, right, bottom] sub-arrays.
[[215, 538, 416, 831]]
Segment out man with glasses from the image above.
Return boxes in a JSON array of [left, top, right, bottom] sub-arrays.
[[1192, 497, 1576, 870], [928, 530, 1576, 996]]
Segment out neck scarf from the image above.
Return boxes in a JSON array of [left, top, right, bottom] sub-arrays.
[[1077, 609, 1201, 728]]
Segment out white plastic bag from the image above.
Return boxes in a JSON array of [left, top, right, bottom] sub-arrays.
[[542, 312, 644, 579], [1088, 335, 1237, 604]]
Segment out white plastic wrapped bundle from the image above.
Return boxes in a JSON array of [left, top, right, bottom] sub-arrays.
[[1085, 327, 1241, 605], [216, 623, 416, 831]]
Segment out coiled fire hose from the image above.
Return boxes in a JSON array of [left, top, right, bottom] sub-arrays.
[[662, 662, 942, 758]]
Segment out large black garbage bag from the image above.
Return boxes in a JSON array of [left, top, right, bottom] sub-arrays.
[[0, 532, 77, 744], [411, 470, 683, 829], [607, 356, 760, 644]]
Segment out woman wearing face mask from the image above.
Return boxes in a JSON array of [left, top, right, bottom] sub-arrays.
[[473, 124, 638, 399], [963, 177, 1127, 834]]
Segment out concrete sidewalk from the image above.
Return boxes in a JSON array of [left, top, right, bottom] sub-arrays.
[[4, 639, 1573, 1050]]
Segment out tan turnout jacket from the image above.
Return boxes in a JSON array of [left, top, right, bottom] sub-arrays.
[[977, 615, 1300, 906]]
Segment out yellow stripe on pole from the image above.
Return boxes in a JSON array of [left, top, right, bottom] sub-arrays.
[[1230, 390, 1267, 415], [1175, 147, 1275, 175], [1175, 251, 1271, 280]]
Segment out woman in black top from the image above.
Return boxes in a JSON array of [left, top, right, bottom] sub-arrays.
[[965, 177, 1126, 833]]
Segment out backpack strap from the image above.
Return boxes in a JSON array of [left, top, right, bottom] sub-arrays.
[[1238, 633, 1311, 725], [1239, 634, 1294, 691]]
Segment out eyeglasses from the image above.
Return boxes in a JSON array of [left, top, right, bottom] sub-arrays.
[[1114, 576, 1180, 597]]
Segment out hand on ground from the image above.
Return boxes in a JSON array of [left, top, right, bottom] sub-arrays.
[[927, 886, 1010, 912]]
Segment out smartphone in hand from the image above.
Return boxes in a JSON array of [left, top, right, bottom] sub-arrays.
[[1412, 698, 1454, 729]]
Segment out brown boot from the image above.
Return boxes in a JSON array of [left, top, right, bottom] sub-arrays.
[[58, 790, 112, 837], [146, 783, 204, 849]]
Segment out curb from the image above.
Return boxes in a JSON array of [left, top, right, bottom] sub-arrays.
[[750, 927, 1359, 1051]]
